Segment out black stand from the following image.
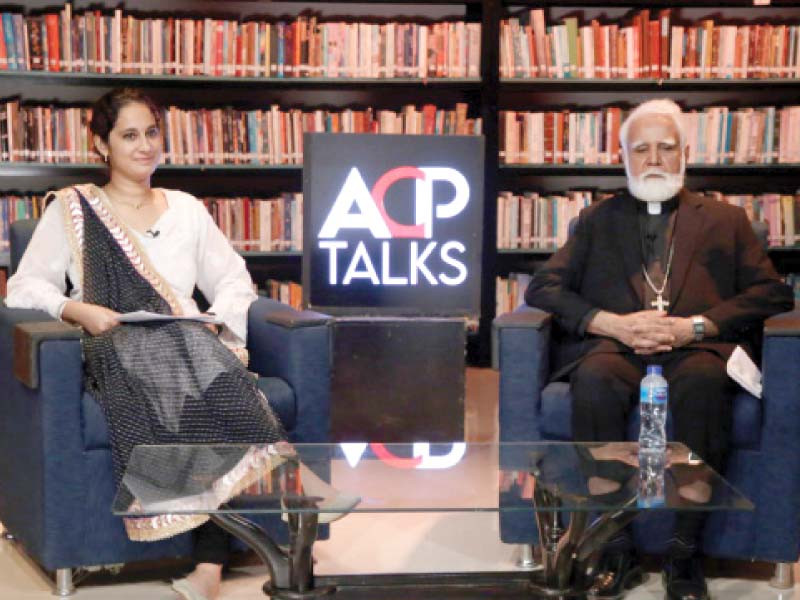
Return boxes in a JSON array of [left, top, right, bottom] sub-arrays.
[[528, 482, 639, 599], [210, 497, 335, 599]]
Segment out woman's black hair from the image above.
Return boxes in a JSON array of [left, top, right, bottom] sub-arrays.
[[89, 88, 161, 143]]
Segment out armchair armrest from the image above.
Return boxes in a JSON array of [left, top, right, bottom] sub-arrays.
[[492, 305, 552, 370], [0, 306, 81, 389], [763, 303, 800, 336], [752, 305, 800, 558], [263, 308, 332, 329], [0, 305, 85, 565], [13, 321, 82, 389], [493, 306, 553, 443], [247, 297, 332, 442]]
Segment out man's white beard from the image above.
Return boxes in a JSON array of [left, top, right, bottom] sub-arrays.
[[625, 163, 684, 203]]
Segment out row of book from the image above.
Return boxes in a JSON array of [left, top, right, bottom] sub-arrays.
[[202, 195, 302, 253], [0, 192, 305, 253], [497, 190, 593, 250], [0, 193, 305, 253], [498, 271, 800, 314], [497, 190, 800, 250], [500, 106, 800, 165], [501, 9, 800, 80], [263, 279, 303, 311], [0, 101, 481, 165], [0, 6, 480, 79], [496, 273, 532, 318], [786, 273, 800, 301], [0, 194, 47, 252], [7, 186, 798, 258]]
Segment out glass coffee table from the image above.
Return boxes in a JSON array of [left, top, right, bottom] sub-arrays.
[[113, 442, 752, 599]]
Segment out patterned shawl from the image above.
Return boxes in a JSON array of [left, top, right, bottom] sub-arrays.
[[56, 184, 286, 541]]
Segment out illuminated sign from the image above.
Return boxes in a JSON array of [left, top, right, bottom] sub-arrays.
[[339, 442, 467, 470], [303, 133, 484, 316]]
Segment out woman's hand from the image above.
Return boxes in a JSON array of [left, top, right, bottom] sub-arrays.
[[61, 301, 120, 336], [202, 313, 222, 335]]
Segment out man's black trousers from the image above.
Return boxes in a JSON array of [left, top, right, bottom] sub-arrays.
[[569, 349, 735, 550]]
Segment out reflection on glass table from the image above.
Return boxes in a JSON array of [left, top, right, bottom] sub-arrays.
[[113, 442, 751, 599]]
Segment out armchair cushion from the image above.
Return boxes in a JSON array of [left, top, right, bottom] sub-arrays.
[[256, 377, 296, 432]]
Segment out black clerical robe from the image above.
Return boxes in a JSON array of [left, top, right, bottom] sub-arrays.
[[525, 188, 795, 380]]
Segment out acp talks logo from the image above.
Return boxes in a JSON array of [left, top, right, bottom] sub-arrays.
[[339, 442, 467, 470], [317, 166, 471, 287]]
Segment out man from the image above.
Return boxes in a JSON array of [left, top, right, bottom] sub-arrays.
[[525, 99, 794, 600]]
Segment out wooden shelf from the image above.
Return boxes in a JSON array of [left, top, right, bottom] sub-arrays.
[[768, 246, 800, 253], [240, 250, 302, 258], [504, 0, 800, 6], [500, 78, 800, 92], [496, 245, 800, 256], [500, 163, 800, 176], [7, 162, 794, 179], [497, 248, 555, 255], [0, 162, 303, 177], [246, 0, 481, 3], [0, 70, 481, 90]]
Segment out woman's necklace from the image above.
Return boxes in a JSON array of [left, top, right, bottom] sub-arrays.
[[104, 187, 153, 210]]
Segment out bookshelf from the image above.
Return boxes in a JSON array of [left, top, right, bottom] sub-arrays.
[[495, 1, 800, 327], [2, 0, 799, 363]]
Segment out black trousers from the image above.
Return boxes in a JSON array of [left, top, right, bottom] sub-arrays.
[[569, 349, 735, 552], [193, 520, 232, 566]]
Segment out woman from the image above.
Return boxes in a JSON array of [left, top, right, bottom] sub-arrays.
[[5, 88, 286, 600]]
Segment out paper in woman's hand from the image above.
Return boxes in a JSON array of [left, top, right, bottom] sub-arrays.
[[117, 311, 223, 325]]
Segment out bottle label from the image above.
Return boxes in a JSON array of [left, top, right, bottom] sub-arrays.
[[640, 386, 667, 405]]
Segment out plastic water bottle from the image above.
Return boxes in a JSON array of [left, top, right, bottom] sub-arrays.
[[638, 365, 668, 507], [639, 365, 668, 453]]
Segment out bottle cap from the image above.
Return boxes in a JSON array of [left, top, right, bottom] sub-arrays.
[[646, 365, 663, 376]]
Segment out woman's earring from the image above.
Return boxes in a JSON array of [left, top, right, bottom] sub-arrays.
[[103, 154, 109, 163]]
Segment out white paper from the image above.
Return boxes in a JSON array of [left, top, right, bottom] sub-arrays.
[[117, 311, 222, 325], [726, 345, 762, 399]]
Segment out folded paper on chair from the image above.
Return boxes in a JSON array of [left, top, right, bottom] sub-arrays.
[[117, 311, 222, 325], [726, 345, 762, 399]]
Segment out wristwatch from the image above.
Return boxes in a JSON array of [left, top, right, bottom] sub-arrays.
[[691, 316, 705, 342]]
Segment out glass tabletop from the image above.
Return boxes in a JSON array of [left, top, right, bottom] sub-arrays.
[[112, 441, 753, 517]]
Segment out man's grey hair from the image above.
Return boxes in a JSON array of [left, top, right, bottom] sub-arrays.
[[619, 99, 686, 150]]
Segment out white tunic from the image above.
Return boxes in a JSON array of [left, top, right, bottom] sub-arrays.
[[4, 188, 257, 346]]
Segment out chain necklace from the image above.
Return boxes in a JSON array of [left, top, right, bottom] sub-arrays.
[[642, 240, 675, 312], [103, 187, 153, 210]]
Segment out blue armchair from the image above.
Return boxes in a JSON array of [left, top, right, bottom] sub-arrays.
[[0, 219, 332, 595], [493, 299, 800, 574]]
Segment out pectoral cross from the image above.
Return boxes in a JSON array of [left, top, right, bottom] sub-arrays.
[[651, 294, 670, 312]]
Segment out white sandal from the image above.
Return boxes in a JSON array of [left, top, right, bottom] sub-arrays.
[[282, 463, 360, 524], [171, 577, 210, 600]]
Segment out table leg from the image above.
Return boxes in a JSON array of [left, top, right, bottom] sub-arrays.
[[528, 481, 639, 599], [209, 499, 335, 599]]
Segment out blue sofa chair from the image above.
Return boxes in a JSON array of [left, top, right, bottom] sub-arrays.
[[493, 293, 800, 576], [0, 219, 332, 595]]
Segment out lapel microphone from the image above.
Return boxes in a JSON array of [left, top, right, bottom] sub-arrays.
[[146, 229, 160, 238]]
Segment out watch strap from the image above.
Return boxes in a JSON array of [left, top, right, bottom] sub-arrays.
[[692, 316, 705, 342]]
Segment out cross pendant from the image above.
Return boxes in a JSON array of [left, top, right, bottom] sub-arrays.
[[651, 294, 669, 312]]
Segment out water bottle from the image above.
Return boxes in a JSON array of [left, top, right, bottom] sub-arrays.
[[638, 365, 668, 507], [638, 453, 666, 507], [639, 365, 668, 454]]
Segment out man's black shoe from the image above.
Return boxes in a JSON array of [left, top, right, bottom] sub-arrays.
[[587, 550, 647, 600], [662, 555, 709, 600]]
